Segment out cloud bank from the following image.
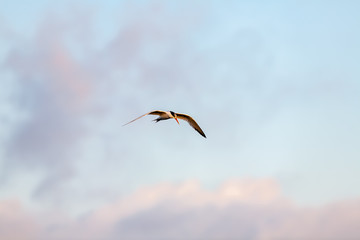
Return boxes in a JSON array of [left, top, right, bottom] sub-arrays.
[[0, 178, 360, 240]]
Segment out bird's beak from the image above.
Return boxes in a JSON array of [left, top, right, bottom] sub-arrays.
[[175, 118, 180, 125]]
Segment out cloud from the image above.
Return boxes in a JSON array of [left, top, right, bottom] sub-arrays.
[[2, 10, 96, 198], [0, 200, 40, 240], [0, 178, 359, 240]]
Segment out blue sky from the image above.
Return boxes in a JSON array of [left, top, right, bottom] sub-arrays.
[[1, 1, 360, 239]]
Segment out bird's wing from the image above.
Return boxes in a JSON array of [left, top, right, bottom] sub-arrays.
[[176, 113, 206, 138], [123, 110, 167, 126]]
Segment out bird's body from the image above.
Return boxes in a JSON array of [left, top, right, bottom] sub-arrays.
[[123, 110, 206, 138]]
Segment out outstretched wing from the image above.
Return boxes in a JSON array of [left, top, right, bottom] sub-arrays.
[[123, 110, 166, 126], [176, 113, 206, 138]]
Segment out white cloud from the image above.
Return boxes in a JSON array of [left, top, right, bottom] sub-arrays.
[[1, 178, 359, 240]]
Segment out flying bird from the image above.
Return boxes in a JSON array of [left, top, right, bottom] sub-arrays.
[[123, 110, 206, 138]]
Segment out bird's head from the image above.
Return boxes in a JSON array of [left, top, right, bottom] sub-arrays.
[[170, 111, 179, 125]]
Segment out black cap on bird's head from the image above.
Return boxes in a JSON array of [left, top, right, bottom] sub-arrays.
[[170, 111, 179, 125]]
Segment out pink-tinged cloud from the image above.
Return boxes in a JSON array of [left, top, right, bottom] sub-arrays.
[[0, 178, 360, 240], [3, 12, 97, 199], [0, 200, 40, 240]]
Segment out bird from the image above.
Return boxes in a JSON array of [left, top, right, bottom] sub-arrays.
[[123, 110, 206, 138]]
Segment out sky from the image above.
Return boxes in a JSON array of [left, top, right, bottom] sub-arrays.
[[1, 0, 360, 239]]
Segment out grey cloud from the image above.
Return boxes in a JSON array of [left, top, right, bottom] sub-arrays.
[[2, 11, 96, 199]]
